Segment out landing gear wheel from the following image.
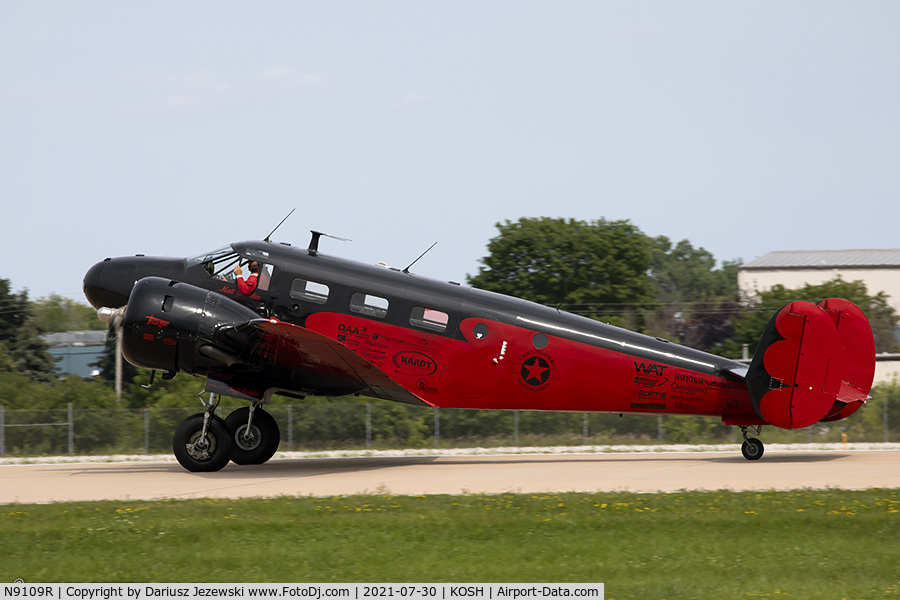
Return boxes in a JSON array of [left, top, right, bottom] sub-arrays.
[[225, 407, 280, 465], [741, 438, 765, 461], [173, 413, 233, 472]]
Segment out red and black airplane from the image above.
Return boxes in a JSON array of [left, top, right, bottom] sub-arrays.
[[83, 230, 876, 472]]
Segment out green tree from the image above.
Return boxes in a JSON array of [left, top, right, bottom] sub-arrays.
[[718, 277, 899, 358], [0, 278, 29, 345], [468, 217, 659, 327], [0, 342, 16, 373], [31, 294, 106, 333], [646, 237, 742, 351], [12, 317, 59, 384]]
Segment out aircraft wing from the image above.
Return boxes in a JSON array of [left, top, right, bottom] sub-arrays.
[[212, 317, 429, 406]]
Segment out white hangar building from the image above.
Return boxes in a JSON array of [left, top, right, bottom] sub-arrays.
[[738, 249, 900, 385], [738, 249, 900, 313]]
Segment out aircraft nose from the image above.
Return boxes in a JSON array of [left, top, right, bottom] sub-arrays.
[[83, 259, 128, 309]]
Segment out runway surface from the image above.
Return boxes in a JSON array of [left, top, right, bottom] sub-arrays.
[[2, 449, 900, 503]]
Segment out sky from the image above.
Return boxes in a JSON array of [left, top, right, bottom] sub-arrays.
[[2, 1, 899, 303]]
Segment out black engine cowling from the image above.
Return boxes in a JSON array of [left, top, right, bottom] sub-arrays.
[[120, 277, 260, 375]]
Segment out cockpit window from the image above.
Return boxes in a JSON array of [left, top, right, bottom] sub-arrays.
[[187, 246, 271, 294], [186, 246, 241, 277]]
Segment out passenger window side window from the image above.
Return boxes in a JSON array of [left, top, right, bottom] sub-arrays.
[[410, 306, 449, 332], [290, 279, 330, 305], [350, 292, 389, 319]]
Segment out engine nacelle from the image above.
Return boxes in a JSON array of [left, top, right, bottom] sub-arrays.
[[120, 277, 260, 375]]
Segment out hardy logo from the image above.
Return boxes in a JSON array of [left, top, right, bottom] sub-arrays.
[[145, 315, 170, 327], [392, 351, 438, 376]]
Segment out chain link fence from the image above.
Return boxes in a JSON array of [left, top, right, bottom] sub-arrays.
[[2, 399, 897, 457]]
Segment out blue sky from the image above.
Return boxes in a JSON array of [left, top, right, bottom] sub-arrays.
[[2, 1, 899, 302]]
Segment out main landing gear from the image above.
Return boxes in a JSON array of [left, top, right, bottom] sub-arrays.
[[172, 393, 280, 472], [740, 425, 764, 461]]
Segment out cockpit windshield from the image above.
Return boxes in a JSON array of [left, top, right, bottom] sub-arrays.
[[186, 244, 272, 294], [186, 245, 241, 277]]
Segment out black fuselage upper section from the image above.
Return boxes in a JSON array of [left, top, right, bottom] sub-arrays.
[[84, 239, 742, 381]]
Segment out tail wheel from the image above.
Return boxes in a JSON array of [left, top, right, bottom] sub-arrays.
[[173, 413, 233, 472], [741, 438, 765, 461], [225, 407, 280, 465]]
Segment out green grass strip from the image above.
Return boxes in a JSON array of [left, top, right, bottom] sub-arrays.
[[2, 489, 899, 599]]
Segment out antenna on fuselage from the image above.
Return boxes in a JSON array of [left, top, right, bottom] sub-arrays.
[[308, 230, 351, 256], [264, 208, 296, 242], [403, 241, 437, 274]]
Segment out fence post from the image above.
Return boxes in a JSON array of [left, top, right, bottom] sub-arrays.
[[68, 403, 74, 455], [365, 403, 371, 449], [514, 410, 519, 446], [657, 415, 663, 443], [287, 404, 293, 451], [434, 407, 440, 449], [144, 409, 150, 454], [0, 405, 4, 457], [885, 395, 890, 444], [583, 413, 589, 445]]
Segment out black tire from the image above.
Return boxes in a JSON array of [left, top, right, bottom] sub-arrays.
[[225, 407, 280, 465], [172, 413, 233, 472], [741, 438, 765, 461]]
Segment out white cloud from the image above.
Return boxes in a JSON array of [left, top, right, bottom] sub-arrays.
[[254, 66, 333, 91]]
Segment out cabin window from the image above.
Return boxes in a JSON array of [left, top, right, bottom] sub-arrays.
[[290, 279, 330, 305], [252, 263, 272, 292], [350, 292, 389, 319], [410, 306, 449, 333]]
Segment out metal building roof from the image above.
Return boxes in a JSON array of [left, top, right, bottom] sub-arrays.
[[741, 249, 900, 270]]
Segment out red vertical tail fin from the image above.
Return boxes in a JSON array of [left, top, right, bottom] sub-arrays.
[[746, 298, 875, 429]]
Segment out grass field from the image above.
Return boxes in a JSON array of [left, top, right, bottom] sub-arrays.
[[2, 489, 899, 599]]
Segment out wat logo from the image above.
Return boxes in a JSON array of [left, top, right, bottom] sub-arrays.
[[516, 352, 558, 391]]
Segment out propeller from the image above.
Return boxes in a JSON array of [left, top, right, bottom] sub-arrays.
[[98, 307, 126, 400]]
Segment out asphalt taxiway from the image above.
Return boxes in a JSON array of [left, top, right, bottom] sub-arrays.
[[2, 449, 899, 503]]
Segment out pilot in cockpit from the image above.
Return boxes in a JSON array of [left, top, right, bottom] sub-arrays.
[[233, 260, 260, 295]]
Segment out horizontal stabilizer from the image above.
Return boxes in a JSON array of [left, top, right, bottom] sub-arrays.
[[746, 298, 875, 430]]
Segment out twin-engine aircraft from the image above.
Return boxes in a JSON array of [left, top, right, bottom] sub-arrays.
[[83, 231, 876, 472]]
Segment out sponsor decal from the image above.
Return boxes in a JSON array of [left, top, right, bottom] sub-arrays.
[[634, 376, 666, 387], [671, 382, 708, 395], [631, 402, 666, 410], [416, 379, 438, 393], [163, 338, 176, 346], [634, 361, 668, 376], [392, 351, 438, 376], [337, 323, 369, 337], [727, 398, 740, 410], [674, 401, 698, 411], [145, 315, 170, 327], [515, 351, 558, 391], [143, 333, 154, 341], [634, 389, 666, 399]]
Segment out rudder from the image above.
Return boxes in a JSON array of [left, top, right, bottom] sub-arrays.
[[746, 298, 875, 430]]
